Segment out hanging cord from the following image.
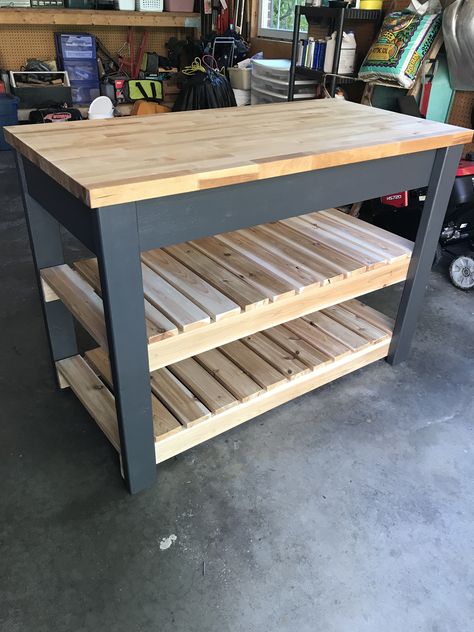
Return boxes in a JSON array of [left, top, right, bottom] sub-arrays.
[[181, 57, 207, 75], [202, 55, 226, 76]]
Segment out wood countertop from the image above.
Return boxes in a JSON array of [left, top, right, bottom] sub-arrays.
[[6, 100, 472, 209]]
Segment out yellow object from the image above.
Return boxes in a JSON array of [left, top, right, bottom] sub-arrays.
[[359, 0, 382, 8]]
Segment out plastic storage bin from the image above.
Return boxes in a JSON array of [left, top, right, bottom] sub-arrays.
[[251, 59, 294, 83], [251, 87, 287, 105], [63, 60, 99, 83], [136, 0, 163, 10], [71, 83, 100, 104], [164, 0, 193, 9], [0, 94, 19, 151], [251, 74, 316, 98]]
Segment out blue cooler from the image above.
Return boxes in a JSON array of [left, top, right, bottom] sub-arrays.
[[0, 94, 19, 151]]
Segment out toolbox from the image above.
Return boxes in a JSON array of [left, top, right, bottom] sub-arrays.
[[9, 71, 72, 108]]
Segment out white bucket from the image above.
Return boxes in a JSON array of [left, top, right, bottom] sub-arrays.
[[88, 96, 114, 120]]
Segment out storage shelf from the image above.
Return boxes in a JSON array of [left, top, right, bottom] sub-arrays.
[[295, 66, 360, 85], [0, 8, 200, 28], [301, 6, 381, 22], [41, 208, 413, 372], [57, 297, 393, 463]]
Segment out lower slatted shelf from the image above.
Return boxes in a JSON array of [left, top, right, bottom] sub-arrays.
[[41, 208, 412, 371], [57, 299, 394, 463]]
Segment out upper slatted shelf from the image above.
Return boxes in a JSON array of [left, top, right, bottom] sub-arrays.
[[41, 208, 413, 370]]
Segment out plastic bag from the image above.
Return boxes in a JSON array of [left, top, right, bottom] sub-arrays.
[[358, 11, 442, 88], [173, 59, 237, 111]]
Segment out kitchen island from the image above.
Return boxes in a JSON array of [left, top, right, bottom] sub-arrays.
[[6, 100, 471, 493]]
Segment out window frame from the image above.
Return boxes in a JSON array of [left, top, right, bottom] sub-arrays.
[[257, 0, 308, 41]]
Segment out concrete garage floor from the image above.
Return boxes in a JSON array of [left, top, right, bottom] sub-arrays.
[[1, 151, 473, 632]]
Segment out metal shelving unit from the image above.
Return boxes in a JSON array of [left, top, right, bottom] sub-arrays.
[[288, 5, 381, 100]]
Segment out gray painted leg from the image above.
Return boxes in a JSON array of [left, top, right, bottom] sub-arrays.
[[388, 145, 463, 365], [16, 154, 78, 385], [93, 203, 156, 494]]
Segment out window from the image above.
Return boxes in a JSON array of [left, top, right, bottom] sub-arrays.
[[258, 0, 308, 40]]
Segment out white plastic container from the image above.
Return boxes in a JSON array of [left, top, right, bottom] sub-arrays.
[[251, 74, 316, 98], [88, 96, 114, 120], [136, 0, 163, 11], [115, 0, 135, 9], [233, 88, 251, 106], [323, 32, 357, 75]]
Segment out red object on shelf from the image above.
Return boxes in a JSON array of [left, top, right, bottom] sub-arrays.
[[0, 82, 5, 94], [456, 160, 474, 177], [381, 191, 409, 208]]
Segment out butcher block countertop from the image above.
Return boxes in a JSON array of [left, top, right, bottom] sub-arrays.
[[5, 100, 472, 209]]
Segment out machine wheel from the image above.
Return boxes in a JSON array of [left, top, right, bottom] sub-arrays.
[[449, 255, 474, 290]]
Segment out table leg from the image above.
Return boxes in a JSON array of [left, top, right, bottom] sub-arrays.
[[388, 145, 463, 365], [16, 155, 78, 386], [93, 203, 156, 494]]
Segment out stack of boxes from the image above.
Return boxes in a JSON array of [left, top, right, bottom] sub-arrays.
[[55, 33, 100, 105]]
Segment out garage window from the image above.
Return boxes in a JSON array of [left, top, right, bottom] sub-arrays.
[[258, 0, 308, 40]]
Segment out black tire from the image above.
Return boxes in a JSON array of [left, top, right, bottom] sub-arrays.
[[433, 243, 444, 267], [449, 255, 474, 290]]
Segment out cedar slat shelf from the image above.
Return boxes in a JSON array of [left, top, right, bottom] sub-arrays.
[[43, 207, 412, 461], [41, 208, 413, 373], [0, 8, 200, 28], [58, 297, 393, 464]]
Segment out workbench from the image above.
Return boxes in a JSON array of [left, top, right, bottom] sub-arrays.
[[6, 100, 471, 494]]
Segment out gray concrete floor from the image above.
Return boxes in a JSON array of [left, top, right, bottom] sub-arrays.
[[1, 151, 473, 632]]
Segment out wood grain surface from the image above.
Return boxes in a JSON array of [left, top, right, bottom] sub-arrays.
[[40, 208, 412, 370], [60, 298, 392, 460], [5, 100, 472, 208]]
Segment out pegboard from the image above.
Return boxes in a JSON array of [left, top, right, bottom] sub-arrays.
[[449, 91, 474, 153], [0, 24, 191, 70]]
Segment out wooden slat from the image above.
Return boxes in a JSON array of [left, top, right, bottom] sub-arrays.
[[216, 230, 322, 292], [191, 236, 295, 302], [247, 223, 347, 283], [303, 311, 370, 351], [85, 348, 183, 441], [283, 216, 382, 269], [342, 299, 395, 334], [275, 218, 368, 277], [0, 8, 200, 27], [165, 242, 268, 311], [147, 259, 410, 371], [241, 332, 309, 380], [320, 208, 414, 252], [169, 357, 238, 414], [303, 212, 408, 263], [56, 355, 120, 451], [141, 263, 211, 332], [141, 248, 240, 321], [195, 348, 263, 403], [219, 340, 288, 390], [284, 317, 352, 359], [74, 258, 179, 343], [150, 368, 211, 427], [6, 100, 471, 208], [322, 304, 389, 343], [41, 265, 108, 349], [154, 341, 391, 463], [264, 324, 332, 370]]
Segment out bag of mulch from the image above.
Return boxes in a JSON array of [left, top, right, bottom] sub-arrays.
[[358, 11, 442, 89]]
